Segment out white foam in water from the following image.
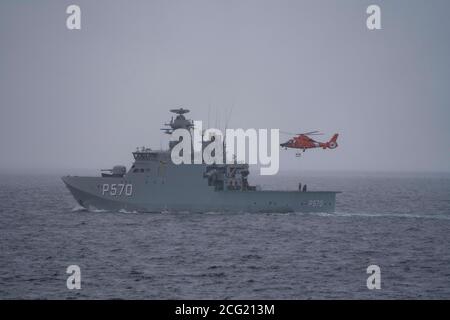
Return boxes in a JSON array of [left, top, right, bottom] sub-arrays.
[[291, 211, 331, 217], [204, 211, 223, 215], [159, 209, 194, 214], [118, 209, 138, 214], [301, 211, 450, 220], [87, 205, 107, 213], [71, 205, 87, 212]]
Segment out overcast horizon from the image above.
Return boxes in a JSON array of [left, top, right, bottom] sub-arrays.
[[1, 0, 449, 174]]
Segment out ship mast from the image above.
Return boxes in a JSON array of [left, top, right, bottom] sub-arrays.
[[161, 108, 194, 149]]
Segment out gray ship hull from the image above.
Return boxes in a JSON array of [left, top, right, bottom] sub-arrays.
[[62, 170, 337, 213]]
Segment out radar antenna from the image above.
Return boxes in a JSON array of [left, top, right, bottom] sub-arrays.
[[169, 108, 190, 115], [161, 107, 194, 134]]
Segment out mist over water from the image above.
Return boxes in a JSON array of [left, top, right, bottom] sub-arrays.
[[1, 172, 449, 299]]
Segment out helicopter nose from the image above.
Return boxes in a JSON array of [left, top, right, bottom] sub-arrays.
[[280, 142, 287, 147]]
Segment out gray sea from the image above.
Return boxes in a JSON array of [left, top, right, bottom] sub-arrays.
[[0, 172, 449, 299]]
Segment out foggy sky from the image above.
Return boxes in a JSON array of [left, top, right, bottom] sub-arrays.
[[1, 0, 449, 174]]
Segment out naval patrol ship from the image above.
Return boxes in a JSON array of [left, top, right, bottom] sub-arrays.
[[62, 109, 338, 213]]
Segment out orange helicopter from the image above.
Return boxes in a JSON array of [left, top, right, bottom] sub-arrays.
[[280, 131, 339, 156]]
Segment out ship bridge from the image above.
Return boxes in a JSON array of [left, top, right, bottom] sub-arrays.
[[133, 148, 158, 161]]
